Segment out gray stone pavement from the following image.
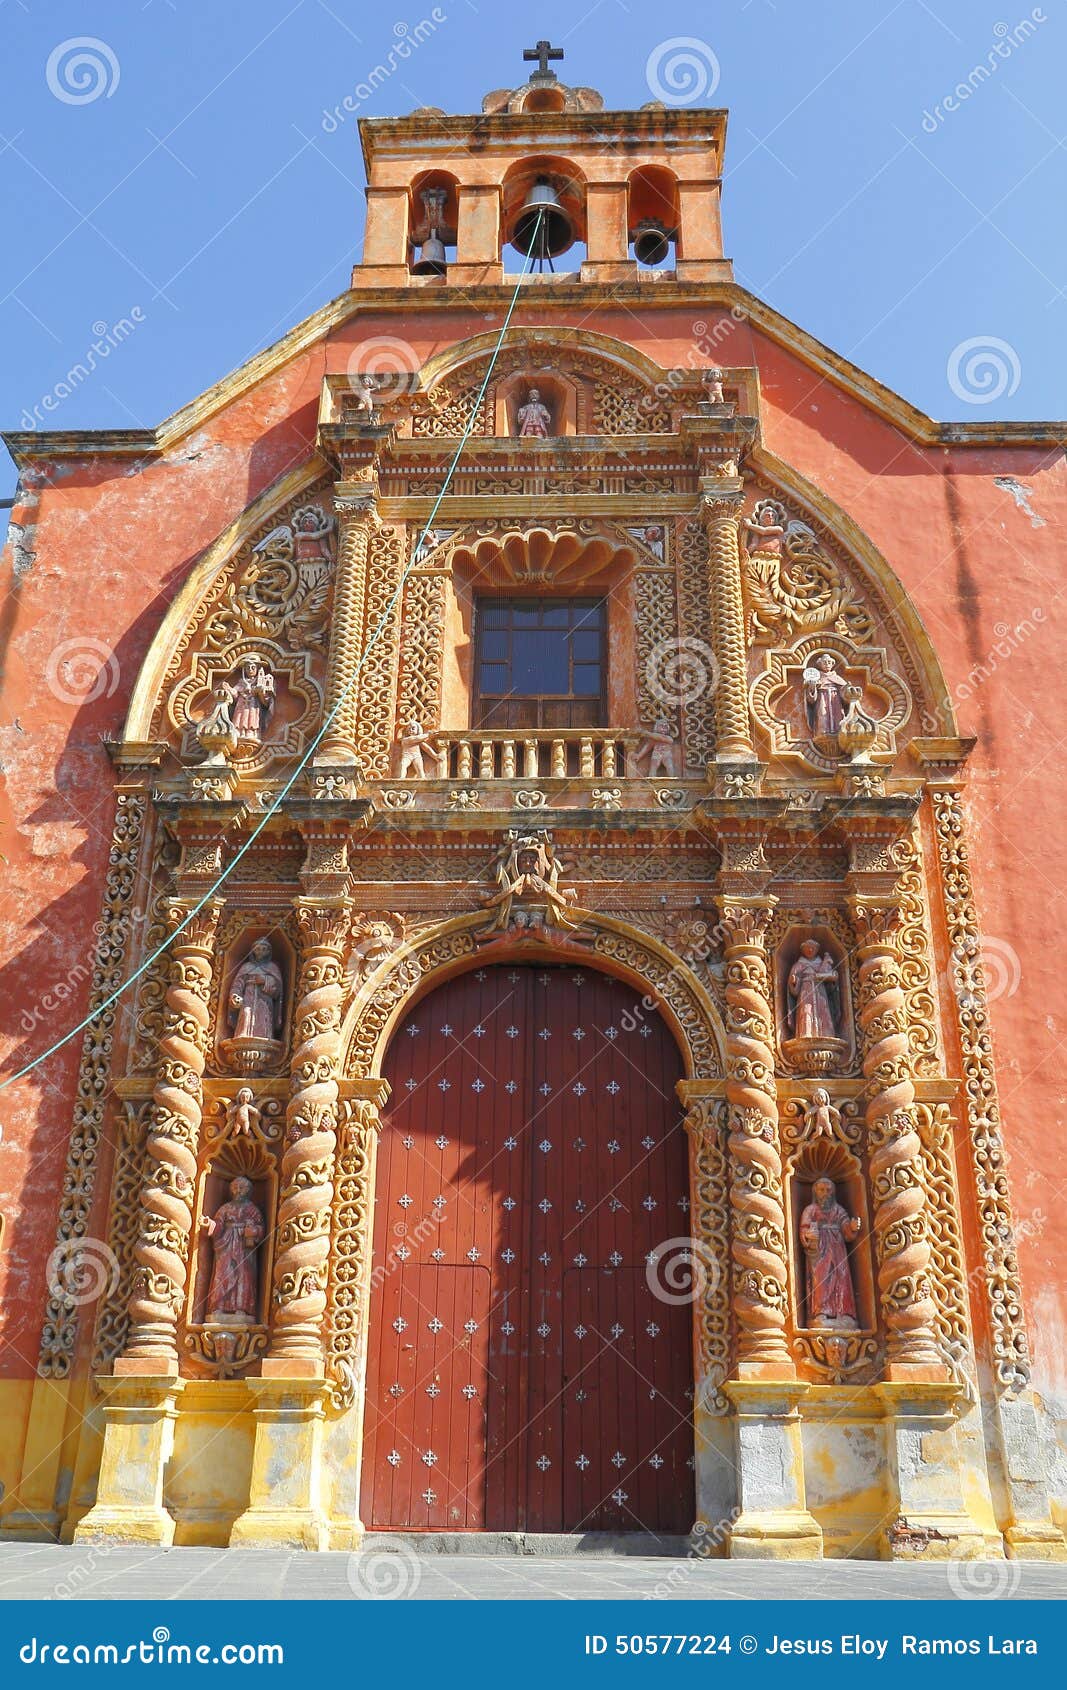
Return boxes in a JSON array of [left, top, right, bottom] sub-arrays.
[[0, 1543, 1064, 1600]]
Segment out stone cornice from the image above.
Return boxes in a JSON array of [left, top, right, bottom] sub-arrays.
[[5, 283, 1064, 472]]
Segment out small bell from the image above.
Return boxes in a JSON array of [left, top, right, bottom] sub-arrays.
[[412, 229, 448, 276], [511, 177, 573, 260], [632, 219, 673, 267]]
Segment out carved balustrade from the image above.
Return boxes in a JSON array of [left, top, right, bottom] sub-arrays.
[[432, 728, 637, 782]]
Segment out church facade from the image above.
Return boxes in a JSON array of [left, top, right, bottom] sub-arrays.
[[1, 54, 1065, 1561]]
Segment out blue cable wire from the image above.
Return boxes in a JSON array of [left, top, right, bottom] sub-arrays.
[[3, 218, 544, 1090]]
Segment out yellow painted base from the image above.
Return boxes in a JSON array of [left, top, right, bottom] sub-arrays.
[[70, 1374, 182, 1548], [1005, 1523, 1067, 1561], [227, 1376, 330, 1550], [728, 1510, 824, 1560]]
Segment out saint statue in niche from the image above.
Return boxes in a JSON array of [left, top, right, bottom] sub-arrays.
[[199, 1176, 265, 1323], [230, 659, 275, 747], [516, 387, 552, 438], [799, 1176, 861, 1328], [787, 939, 841, 1041], [802, 653, 851, 741], [228, 940, 284, 1043]]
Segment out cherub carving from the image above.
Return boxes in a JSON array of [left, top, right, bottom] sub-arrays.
[[634, 719, 678, 779], [397, 718, 439, 778]]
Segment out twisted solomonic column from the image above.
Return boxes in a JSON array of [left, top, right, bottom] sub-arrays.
[[850, 898, 943, 1377], [268, 898, 351, 1367], [700, 491, 755, 762], [123, 899, 223, 1367], [719, 897, 794, 1377], [316, 487, 375, 765]]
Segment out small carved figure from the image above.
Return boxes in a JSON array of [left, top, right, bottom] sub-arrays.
[[787, 939, 840, 1041], [804, 1087, 841, 1141], [230, 659, 275, 747], [226, 1087, 261, 1138], [704, 367, 725, 405], [714, 457, 739, 478], [741, 500, 786, 558], [800, 1176, 861, 1328], [291, 504, 334, 566], [196, 680, 238, 760], [414, 527, 443, 561], [837, 684, 877, 762], [397, 718, 439, 779], [228, 939, 284, 1043], [803, 653, 851, 741], [516, 387, 552, 438], [634, 719, 678, 779], [199, 1176, 264, 1323], [351, 375, 377, 418]]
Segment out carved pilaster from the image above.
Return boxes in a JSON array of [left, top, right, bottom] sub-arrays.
[[699, 489, 754, 762], [680, 1090, 731, 1412], [847, 895, 943, 1379], [718, 893, 793, 1377], [121, 899, 224, 1370], [324, 1081, 388, 1413], [317, 484, 376, 764], [269, 845, 351, 1370]]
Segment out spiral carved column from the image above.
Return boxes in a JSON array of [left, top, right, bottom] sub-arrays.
[[850, 898, 943, 1378], [267, 897, 351, 1369], [121, 898, 223, 1369], [719, 898, 794, 1378], [700, 490, 754, 762], [317, 487, 375, 764]]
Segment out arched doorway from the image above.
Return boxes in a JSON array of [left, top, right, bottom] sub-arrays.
[[360, 962, 696, 1535]]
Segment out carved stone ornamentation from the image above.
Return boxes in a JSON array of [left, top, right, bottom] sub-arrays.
[[741, 497, 874, 646], [122, 898, 224, 1368], [37, 793, 147, 1378], [849, 899, 944, 1377], [931, 788, 1030, 1394], [479, 830, 583, 939], [269, 899, 351, 1364], [718, 896, 793, 1376], [749, 634, 911, 774], [683, 1098, 732, 1413], [700, 493, 754, 763], [324, 1094, 383, 1412]]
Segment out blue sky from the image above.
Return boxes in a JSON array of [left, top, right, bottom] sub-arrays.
[[1, 0, 1063, 535]]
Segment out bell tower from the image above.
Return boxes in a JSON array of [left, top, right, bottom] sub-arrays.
[[353, 44, 732, 288]]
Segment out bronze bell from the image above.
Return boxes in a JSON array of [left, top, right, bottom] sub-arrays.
[[412, 229, 448, 276], [632, 219, 673, 267], [512, 177, 574, 259]]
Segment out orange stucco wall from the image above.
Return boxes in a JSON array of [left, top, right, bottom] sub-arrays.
[[2, 296, 1064, 1436]]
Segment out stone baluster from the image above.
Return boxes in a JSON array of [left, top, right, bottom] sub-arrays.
[[121, 898, 223, 1368], [718, 894, 793, 1378], [316, 484, 376, 765], [699, 488, 755, 763], [523, 738, 539, 779], [267, 835, 351, 1371]]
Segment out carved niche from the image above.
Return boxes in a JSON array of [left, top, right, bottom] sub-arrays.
[[774, 922, 856, 1077], [750, 633, 912, 774], [155, 491, 335, 771]]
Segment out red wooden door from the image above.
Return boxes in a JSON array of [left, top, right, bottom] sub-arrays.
[[361, 964, 695, 1534]]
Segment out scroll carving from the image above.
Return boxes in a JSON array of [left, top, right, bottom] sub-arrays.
[[37, 793, 147, 1377], [931, 789, 1030, 1393], [684, 1099, 732, 1412]]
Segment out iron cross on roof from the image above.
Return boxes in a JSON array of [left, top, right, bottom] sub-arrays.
[[523, 39, 564, 81]]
